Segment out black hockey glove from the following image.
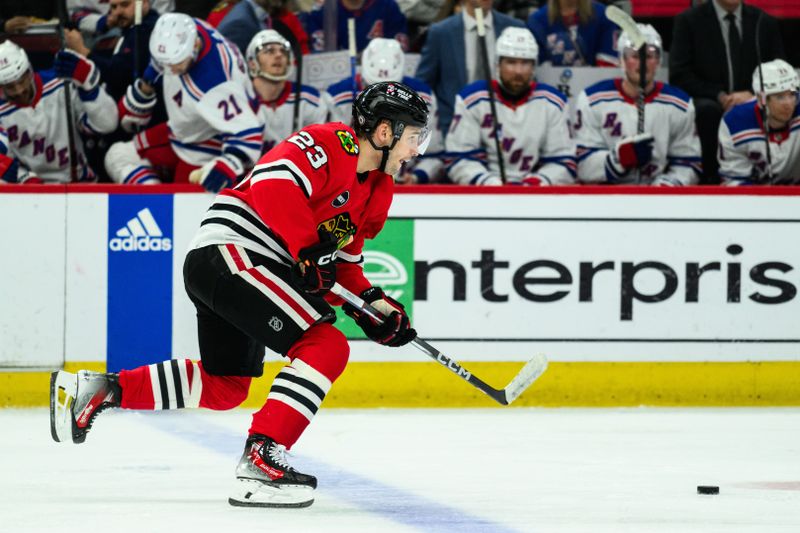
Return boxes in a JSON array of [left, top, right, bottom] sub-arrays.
[[290, 231, 339, 295], [343, 287, 417, 347]]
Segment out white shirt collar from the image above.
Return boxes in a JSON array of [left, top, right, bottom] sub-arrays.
[[712, 0, 742, 23], [463, 9, 493, 32]]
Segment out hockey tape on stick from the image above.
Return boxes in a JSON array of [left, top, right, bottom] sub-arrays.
[[605, 6, 645, 49], [331, 283, 548, 405]]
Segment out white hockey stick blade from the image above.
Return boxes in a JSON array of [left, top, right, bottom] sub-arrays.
[[503, 354, 548, 405], [606, 6, 646, 49]]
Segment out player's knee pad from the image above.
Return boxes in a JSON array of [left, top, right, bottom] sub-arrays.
[[105, 140, 160, 184], [287, 322, 349, 383]]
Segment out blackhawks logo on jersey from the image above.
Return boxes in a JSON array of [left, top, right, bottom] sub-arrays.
[[336, 130, 359, 156], [318, 213, 356, 247]]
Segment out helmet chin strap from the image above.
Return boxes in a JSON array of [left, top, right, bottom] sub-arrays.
[[367, 124, 401, 173]]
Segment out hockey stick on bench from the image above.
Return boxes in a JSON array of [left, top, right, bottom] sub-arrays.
[[331, 283, 548, 405]]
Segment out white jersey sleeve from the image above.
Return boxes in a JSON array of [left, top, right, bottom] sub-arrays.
[[653, 99, 701, 186], [573, 88, 612, 184], [74, 81, 119, 136], [534, 98, 575, 185]]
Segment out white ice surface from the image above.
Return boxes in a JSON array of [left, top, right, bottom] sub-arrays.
[[2, 408, 800, 533]]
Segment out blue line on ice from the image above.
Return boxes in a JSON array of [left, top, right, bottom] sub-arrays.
[[144, 412, 524, 533]]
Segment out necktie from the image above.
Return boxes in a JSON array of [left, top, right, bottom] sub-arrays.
[[474, 28, 489, 82], [726, 13, 742, 91]]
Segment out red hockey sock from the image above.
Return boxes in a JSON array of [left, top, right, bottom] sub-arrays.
[[249, 323, 349, 448], [118, 359, 251, 410]]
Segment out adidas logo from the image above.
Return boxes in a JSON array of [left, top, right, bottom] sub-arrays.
[[108, 208, 172, 252]]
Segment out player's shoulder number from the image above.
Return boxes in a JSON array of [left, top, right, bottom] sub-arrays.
[[287, 130, 328, 169]]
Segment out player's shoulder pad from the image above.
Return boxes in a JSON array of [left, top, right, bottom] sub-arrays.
[[458, 79, 490, 100], [290, 83, 323, 106], [306, 122, 361, 157], [187, 24, 238, 94], [583, 78, 622, 107], [652, 82, 692, 113], [531, 82, 568, 110], [722, 100, 759, 134], [401, 75, 433, 96], [327, 77, 356, 96]]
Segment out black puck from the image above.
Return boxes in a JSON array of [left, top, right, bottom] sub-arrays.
[[697, 485, 720, 495]]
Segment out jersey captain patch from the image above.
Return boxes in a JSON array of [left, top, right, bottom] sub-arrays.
[[336, 130, 359, 155]]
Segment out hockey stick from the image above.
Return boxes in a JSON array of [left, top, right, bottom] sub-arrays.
[[348, 17, 358, 103], [56, 0, 79, 182], [134, 0, 143, 77], [293, 41, 303, 133], [474, 5, 507, 184], [754, 10, 774, 183], [606, 6, 646, 183], [331, 282, 548, 405]]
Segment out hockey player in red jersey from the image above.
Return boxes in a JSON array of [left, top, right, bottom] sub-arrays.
[[50, 81, 430, 508]]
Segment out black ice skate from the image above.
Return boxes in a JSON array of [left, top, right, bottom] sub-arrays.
[[229, 434, 317, 508], [50, 370, 121, 444]]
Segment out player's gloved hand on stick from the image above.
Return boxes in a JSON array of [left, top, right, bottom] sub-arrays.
[[290, 231, 339, 295], [609, 133, 655, 173], [54, 48, 100, 92], [343, 287, 417, 347]]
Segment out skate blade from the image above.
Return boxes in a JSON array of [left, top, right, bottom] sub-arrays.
[[229, 479, 314, 508], [50, 371, 76, 443]]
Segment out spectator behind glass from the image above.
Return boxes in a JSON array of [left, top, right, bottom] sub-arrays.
[[669, 0, 785, 184], [304, 0, 409, 52], [217, 0, 310, 55], [527, 0, 618, 67], [415, 0, 525, 134]]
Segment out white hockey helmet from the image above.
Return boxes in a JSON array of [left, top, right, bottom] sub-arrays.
[[617, 23, 662, 66], [752, 59, 800, 96], [149, 13, 198, 66], [361, 38, 405, 85], [0, 40, 31, 85], [246, 29, 293, 81], [495, 27, 539, 62]]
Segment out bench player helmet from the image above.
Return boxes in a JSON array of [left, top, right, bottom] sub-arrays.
[[246, 29, 293, 81], [150, 13, 198, 66], [352, 81, 431, 171], [361, 38, 404, 86], [495, 27, 538, 62], [0, 41, 31, 85], [616, 23, 662, 68], [753, 59, 800, 97]]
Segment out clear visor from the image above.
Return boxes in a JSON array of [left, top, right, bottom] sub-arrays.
[[405, 125, 432, 155], [621, 45, 661, 61]]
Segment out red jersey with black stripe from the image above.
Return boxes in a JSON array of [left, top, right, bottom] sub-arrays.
[[190, 121, 394, 299]]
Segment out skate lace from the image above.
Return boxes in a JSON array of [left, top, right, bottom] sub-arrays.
[[267, 443, 293, 470]]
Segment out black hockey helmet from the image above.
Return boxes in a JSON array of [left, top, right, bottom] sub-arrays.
[[352, 82, 431, 169]]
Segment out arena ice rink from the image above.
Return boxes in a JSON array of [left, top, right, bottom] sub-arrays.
[[3, 407, 800, 532]]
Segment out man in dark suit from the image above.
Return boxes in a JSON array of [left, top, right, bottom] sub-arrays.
[[415, 0, 525, 134], [670, 0, 785, 184]]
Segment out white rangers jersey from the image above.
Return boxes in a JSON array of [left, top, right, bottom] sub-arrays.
[[326, 74, 444, 181], [153, 20, 262, 170], [0, 70, 117, 183], [574, 79, 701, 185], [254, 82, 328, 154], [718, 100, 800, 185], [446, 80, 575, 185]]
